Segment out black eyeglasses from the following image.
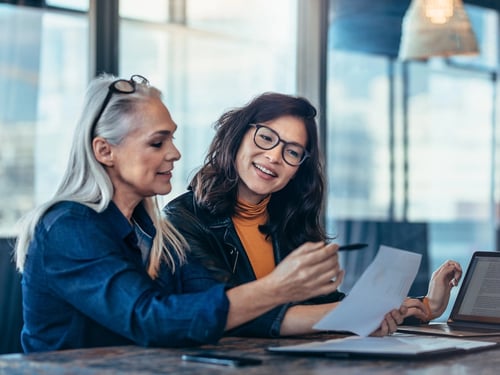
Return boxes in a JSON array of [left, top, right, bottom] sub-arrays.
[[90, 74, 149, 138], [248, 123, 310, 166]]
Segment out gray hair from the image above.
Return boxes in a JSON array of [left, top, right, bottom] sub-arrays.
[[15, 74, 187, 276]]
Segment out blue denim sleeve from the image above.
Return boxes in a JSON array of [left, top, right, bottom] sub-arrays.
[[39, 210, 229, 347], [175, 255, 227, 294], [224, 293, 346, 338], [225, 303, 291, 338]]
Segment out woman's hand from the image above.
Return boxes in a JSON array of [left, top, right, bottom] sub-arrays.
[[262, 241, 344, 305], [402, 298, 430, 321], [370, 305, 408, 336], [425, 260, 462, 319], [403, 260, 462, 322]]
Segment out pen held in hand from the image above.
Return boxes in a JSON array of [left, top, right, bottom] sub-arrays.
[[338, 243, 368, 251]]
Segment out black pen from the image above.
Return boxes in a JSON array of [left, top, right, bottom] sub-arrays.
[[338, 243, 368, 251]]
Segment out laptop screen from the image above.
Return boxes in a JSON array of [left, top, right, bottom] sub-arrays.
[[451, 251, 500, 324]]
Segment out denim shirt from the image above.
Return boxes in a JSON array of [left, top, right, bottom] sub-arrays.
[[21, 200, 229, 353]]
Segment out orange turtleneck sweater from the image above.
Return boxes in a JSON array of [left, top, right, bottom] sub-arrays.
[[232, 196, 275, 279]]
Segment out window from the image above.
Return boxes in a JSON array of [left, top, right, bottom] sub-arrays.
[[0, 3, 88, 236], [326, 1, 499, 316], [119, 0, 298, 201], [0, 0, 298, 234]]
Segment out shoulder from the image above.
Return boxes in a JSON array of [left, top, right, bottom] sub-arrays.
[[164, 190, 196, 215], [32, 202, 106, 259], [42, 201, 97, 229], [164, 191, 231, 236], [165, 190, 228, 225], [34, 201, 131, 260], [163, 190, 209, 230], [164, 191, 232, 232], [39, 201, 128, 240]]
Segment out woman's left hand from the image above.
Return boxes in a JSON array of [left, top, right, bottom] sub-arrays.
[[403, 260, 462, 322], [425, 260, 462, 319]]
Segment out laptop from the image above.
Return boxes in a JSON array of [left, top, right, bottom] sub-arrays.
[[398, 251, 500, 337]]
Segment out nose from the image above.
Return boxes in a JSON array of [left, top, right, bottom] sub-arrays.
[[165, 142, 181, 162], [264, 143, 283, 163]]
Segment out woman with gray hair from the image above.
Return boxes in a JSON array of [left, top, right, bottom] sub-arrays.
[[15, 74, 343, 352]]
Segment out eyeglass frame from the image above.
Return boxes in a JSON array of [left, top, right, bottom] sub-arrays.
[[248, 123, 310, 166], [90, 74, 149, 138]]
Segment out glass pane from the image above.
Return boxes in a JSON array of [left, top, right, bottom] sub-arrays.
[[407, 64, 493, 223], [120, 0, 297, 201], [0, 4, 88, 236], [120, 0, 169, 22], [326, 51, 391, 220], [326, 1, 499, 311], [186, 0, 295, 42], [46, 0, 89, 11]]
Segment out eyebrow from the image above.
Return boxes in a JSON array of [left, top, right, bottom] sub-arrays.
[[281, 135, 307, 149], [259, 124, 306, 148], [151, 127, 176, 137], [155, 130, 173, 136]]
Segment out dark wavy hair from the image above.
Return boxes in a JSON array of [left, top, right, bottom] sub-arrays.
[[191, 92, 328, 250]]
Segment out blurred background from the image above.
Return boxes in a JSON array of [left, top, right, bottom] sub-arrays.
[[1, 0, 499, 352]]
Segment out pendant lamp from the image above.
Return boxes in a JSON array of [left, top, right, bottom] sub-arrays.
[[399, 0, 479, 60]]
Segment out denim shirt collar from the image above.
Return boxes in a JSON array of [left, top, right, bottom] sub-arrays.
[[103, 200, 156, 243]]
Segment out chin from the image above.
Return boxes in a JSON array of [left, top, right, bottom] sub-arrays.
[[154, 186, 172, 196]]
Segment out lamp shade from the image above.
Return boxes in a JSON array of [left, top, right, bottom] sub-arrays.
[[399, 0, 479, 60]]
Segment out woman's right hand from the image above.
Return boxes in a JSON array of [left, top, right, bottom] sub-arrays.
[[262, 241, 344, 305], [369, 305, 408, 336]]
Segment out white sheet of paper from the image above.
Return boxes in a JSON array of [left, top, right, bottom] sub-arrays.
[[313, 245, 422, 336], [268, 334, 496, 355]]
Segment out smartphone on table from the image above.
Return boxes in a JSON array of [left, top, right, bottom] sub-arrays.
[[181, 352, 262, 367]]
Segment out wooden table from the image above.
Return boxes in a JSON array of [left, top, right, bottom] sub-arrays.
[[1, 334, 500, 375]]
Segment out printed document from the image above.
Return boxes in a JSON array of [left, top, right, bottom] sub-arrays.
[[313, 245, 421, 336]]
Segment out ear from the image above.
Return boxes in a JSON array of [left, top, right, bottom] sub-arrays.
[[93, 137, 114, 167]]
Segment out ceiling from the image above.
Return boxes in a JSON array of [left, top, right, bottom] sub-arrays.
[[329, 0, 499, 58]]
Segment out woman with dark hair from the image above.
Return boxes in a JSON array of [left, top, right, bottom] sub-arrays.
[[191, 92, 327, 253], [164, 92, 458, 337]]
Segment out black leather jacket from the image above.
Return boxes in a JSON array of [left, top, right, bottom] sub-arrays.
[[164, 190, 345, 337]]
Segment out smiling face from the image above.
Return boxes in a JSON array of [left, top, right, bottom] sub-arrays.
[[102, 97, 181, 210], [235, 115, 307, 204]]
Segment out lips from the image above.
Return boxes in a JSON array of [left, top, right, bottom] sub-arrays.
[[253, 162, 277, 177]]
